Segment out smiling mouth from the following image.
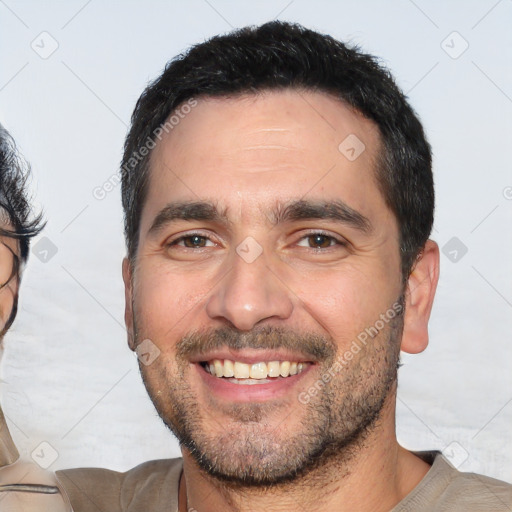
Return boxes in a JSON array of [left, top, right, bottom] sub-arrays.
[[200, 359, 309, 384]]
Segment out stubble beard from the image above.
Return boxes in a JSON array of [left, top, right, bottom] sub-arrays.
[[136, 301, 404, 488]]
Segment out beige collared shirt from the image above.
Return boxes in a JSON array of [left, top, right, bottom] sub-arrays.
[[0, 407, 71, 511]]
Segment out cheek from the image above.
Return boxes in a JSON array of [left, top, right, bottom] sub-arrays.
[[285, 262, 398, 342], [132, 262, 210, 341], [0, 283, 16, 327]]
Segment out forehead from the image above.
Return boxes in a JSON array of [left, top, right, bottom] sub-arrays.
[[142, 90, 386, 227]]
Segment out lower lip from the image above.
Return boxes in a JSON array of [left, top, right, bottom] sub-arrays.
[[195, 363, 312, 403]]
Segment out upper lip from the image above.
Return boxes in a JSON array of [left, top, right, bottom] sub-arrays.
[[189, 348, 315, 365]]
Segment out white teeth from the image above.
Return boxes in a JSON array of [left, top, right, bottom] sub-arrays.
[[234, 361, 250, 379], [204, 359, 308, 379], [214, 359, 223, 378], [223, 359, 234, 377], [250, 362, 268, 379], [267, 361, 281, 377]]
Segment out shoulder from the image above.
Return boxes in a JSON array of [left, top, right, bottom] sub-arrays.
[[120, 457, 183, 508], [395, 452, 512, 511], [57, 457, 183, 512], [0, 460, 71, 512], [443, 467, 512, 510]]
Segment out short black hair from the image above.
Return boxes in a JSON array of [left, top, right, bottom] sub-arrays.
[[0, 125, 44, 262], [121, 21, 434, 277]]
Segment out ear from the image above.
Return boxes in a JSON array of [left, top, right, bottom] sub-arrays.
[[122, 257, 136, 351], [401, 240, 440, 354]]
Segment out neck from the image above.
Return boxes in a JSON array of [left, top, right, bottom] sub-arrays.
[[178, 397, 430, 512]]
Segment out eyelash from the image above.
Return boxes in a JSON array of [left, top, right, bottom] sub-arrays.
[[166, 230, 346, 250], [296, 231, 347, 250], [167, 231, 216, 248]]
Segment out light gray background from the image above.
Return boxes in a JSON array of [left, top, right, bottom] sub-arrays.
[[0, 0, 511, 482]]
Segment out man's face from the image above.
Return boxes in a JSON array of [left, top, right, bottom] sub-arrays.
[[124, 90, 405, 484]]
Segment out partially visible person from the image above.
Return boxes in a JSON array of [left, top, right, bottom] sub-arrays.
[[0, 123, 71, 511]]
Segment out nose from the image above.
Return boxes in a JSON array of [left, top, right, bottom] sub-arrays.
[[205, 245, 294, 331]]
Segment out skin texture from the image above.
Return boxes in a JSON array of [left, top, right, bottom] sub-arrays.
[[123, 90, 440, 512], [0, 234, 19, 336]]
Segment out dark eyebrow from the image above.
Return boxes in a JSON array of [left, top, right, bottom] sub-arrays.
[[148, 201, 228, 235], [148, 198, 372, 237], [271, 199, 373, 234]]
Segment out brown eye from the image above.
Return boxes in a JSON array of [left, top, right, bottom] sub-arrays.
[[181, 235, 209, 248], [306, 234, 335, 249]]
